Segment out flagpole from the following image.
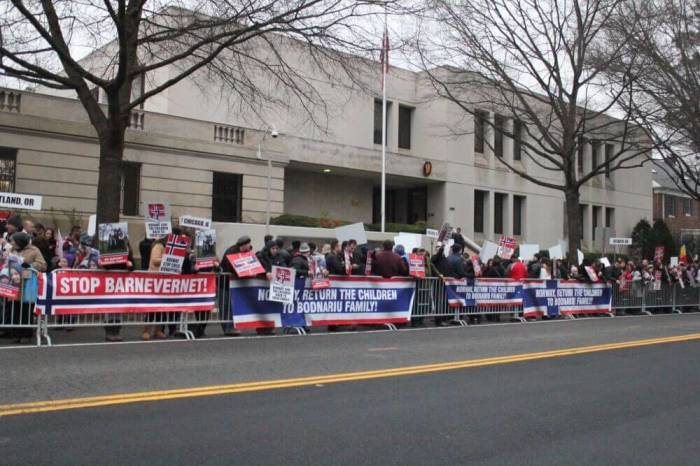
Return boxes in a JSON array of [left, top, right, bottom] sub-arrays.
[[381, 11, 388, 234]]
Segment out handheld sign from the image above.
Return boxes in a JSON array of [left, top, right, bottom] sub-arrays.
[[408, 253, 425, 278], [437, 222, 453, 243], [548, 244, 564, 261], [584, 266, 599, 282], [654, 246, 665, 261], [195, 229, 217, 270], [497, 236, 517, 260], [97, 222, 129, 266], [519, 244, 540, 261], [227, 252, 265, 278], [179, 215, 212, 230], [480, 241, 499, 261], [159, 234, 191, 274], [0, 192, 42, 210], [269, 266, 296, 304], [145, 221, 172, 239], [425, 228, 439, 239], [335, 222, 367, 245]]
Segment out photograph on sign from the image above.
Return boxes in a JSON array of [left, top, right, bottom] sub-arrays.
[[548, 244, 564, 260], [144, 201, 171, 222], [519, 244, 540, 261], [145, 221, 172, 239], [437, 222, 453, 243], [179, 215, 212, 230], [0, 192, 42, 211], [335, 222, 367, 245], [98, 222, 129, 266], [195, 229, 217, 270], [480, 241, 499, 261]]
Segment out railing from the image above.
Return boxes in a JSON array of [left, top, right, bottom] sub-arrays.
[[0, 90, 22, 113], [213, 124, 245, 144], [128, 109, 145, 130]]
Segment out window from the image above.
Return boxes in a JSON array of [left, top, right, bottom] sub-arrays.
[[494, 192, 506, 234], [592, 206, 601, 241], [474, 110, 487, 154], [513, 120, 523, 161], [398, 105, 413, 150], [212, 172, 242, 222], [120, 162, 141, 216], [605, 207, 615, 229], [0, 147, 17, 192], [683, 198, 693, 216], [474, 190, 487, 233], [494, 114, 505, 158], [131, 73, 145, 109], [513, 195, 525, 236], [665, 194, 676, 217], [373, 99, 391, 145], [591, 140, 601, 172], [577, 137, 585, 175], [604, 143, 614, 178]]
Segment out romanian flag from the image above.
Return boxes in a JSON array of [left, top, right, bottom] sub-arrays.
[[680, 245, 688, 264]]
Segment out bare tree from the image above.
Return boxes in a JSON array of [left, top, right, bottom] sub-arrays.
[[605, 0, 700, 199], [414, 0, 650, 259], [0, 0, 388, 223]]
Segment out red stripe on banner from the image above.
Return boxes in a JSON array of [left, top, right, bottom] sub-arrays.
[[328, 276, 415, 283], [476, 301, 522, 307], [560, 308, 611, 315], [310, 318, 409, 325], [52, 305, 215, 315], [234, 321, 276, 329]]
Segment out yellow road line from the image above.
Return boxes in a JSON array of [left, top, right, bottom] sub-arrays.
[[2, 332, 699, 417]]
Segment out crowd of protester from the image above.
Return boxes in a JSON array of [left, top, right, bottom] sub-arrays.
[[2, 217, 699, 344]]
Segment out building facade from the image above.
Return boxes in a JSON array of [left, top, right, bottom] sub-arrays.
[[652, 166, 700, 243], [0, 43, 652, 251]]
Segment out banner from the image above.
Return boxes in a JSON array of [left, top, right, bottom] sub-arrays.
[[97, 222, 128, 266], [35, 270, 217, 315], [408, 253, 425, 278], [195, 229, 217, 270], [269, 266, 296, 304], [522, 280, 612, 317], [227, 252, 265, 277], [443, 278, 521, 307], [230, 276, 415, 328], [0, 192, 42, 210], [179, 215, 212, 230]]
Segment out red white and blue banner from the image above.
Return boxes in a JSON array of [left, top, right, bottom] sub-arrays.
[[521, 280, 612, 317], [35, 270, 217, 315], [443, 278, 522, 307], [230, 276, 416, 328]]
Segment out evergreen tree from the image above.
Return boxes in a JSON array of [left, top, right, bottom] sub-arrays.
[[631, 219, 654, 259], [651, 219, 676, 260]]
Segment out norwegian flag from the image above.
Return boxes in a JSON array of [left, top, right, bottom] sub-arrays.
[[165, 234, 190, 258], [148, 203, 166, 221]]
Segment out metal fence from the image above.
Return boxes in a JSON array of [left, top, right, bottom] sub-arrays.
[[2, 273, 698, 346]]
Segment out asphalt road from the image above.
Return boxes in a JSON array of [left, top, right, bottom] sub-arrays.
[[1, 314, 699, 465]]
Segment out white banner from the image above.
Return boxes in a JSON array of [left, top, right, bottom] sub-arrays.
[[0, 192, 42, 210], [179, 215, 212, 230]]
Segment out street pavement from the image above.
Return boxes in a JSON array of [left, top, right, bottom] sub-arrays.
[[0, 314, 699, 465]]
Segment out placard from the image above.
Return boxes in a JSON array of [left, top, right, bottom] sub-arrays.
[[654, 246, 665, 261], [179, 215, 212, 230], [425, 228, 439, 239], [97, 222, 129, 266], [519, 244, 540, 261], [394, 234, 422, 253], [195, 229, 217, 270], [146, 221, 172, 239], [577, 249, 584, 266], [670, 256, 679, 267], [269, 266, 296, 304], [0, 192, 42, 210], [585, 266, 599, 282], [548, 244, 564, 260], [87, 214, 97, 236], [160, 234, 191, 274], [159, 255, 185, 274], [408, 253, 425, 278], [335, 222, 367, 245], [497, 236, 517, 260], [144, 201, 171, 222], [437, 222, 453, 243], [226, 252, 265, 278], [480, 241, 499, 261], [599, 257, 611, 268]]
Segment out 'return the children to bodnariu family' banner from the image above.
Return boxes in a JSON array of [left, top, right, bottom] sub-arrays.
[[35, 270, 217, 315], [443, 278, 612, 317], [230, 276, 416, 328]]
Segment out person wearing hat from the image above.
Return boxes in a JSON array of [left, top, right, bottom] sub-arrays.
[[218, 235, 254, 336], [290, 242, 311, 278], [1, 215, 23, 255]]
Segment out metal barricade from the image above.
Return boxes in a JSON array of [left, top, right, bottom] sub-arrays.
[[0, 270, 41, 346], [412, 277, 453, 318], [458, 304, 526, 323], [672, 283, 700, 313], [611, 282, 645, 314], [642, 281, 675, 314]]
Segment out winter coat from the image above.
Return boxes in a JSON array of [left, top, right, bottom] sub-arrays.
[[371, 250, 408, 278]]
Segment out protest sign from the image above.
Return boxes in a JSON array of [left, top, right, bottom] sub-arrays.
[[442, 239, 454, 257], [364, 254, 373, 275], [408, 253, 425, 278], [159, 255, 185, 274], [599, 257, 611, 268], [145, 221, 172, 239], [269, 266, 296, 304], [425, 228, 439, 239], [471, 256, 482, 277], [670, 256, 679, 267], [36, 270, 217, 315], [480, 241, 499, 261], [0, 210, 11, 221], [395, 233, 422, 253], [654, 246, 665, 261], [310, 256, 331, 289], [87, 214, 96, 236], [159, 234, 191, 274], [497, 236, 517, 260], [522, 280, 612, 317], [144, 201, 171, 222], [519, 244, 540, 261], [97, 222, 129, 266], [584, 266, 599, 282], [548, 244, 564, 260], [654, 270, 662, 291], [226, 252, 265, 277], [179, 215, 212, 230], [0, 192, 42, 210], [230, 276, 416, 328], [437, 222, 453, 243], [577, 249, 584, 266], [195, 229, 217, 270], [335, 222, 367, 245]]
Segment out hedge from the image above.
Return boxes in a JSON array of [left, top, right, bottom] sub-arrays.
[[270, 214, 427, 234]]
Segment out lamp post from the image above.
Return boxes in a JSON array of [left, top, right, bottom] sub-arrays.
[[256, 127, 279, 235]]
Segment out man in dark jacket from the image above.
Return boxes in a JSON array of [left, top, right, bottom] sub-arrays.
[[290, 243, 311, 278], [431, 246, 449, 277], [257, 240, 283, 277], [325, 239, 346, 275], [452, 227, 466, 250], [446, 244, 468, 278], [221, 235, 254, 276], [275, 237, 291, 266], [372, 240, 408, 278]]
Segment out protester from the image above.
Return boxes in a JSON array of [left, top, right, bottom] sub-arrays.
[[509, 256, 528, 280], [275, 237, 291, 266], [143, 235, 168, 340], [139, 235, 154, 270], [484, 256, 505, 278], [326, 239, 346, 275], [6, 232, 46, 343], [452, 227, 466, 250], [101, 243, 135, 342], [43, 228, 58, 270], [257, 240, 284, 278], [290, 243, 311, 278], [527, 254, 542, 278], [431, 245, 449, 277], [343, 240, 361, 275], [372, 240, 408, 278], [446, 244, 468, 279]]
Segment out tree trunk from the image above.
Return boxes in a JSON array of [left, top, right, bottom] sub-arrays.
[[95, 136, 124, 225], [565, 190, 582, 265]]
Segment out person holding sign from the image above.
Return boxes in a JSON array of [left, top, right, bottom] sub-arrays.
[[220, 236, 259, 336], [290, 243, 312, 278], [6, 232, 46, 343], [372, 240, 408, 278]]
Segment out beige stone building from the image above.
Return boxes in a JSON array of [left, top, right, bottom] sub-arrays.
[[0, 40, 652, 252]]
